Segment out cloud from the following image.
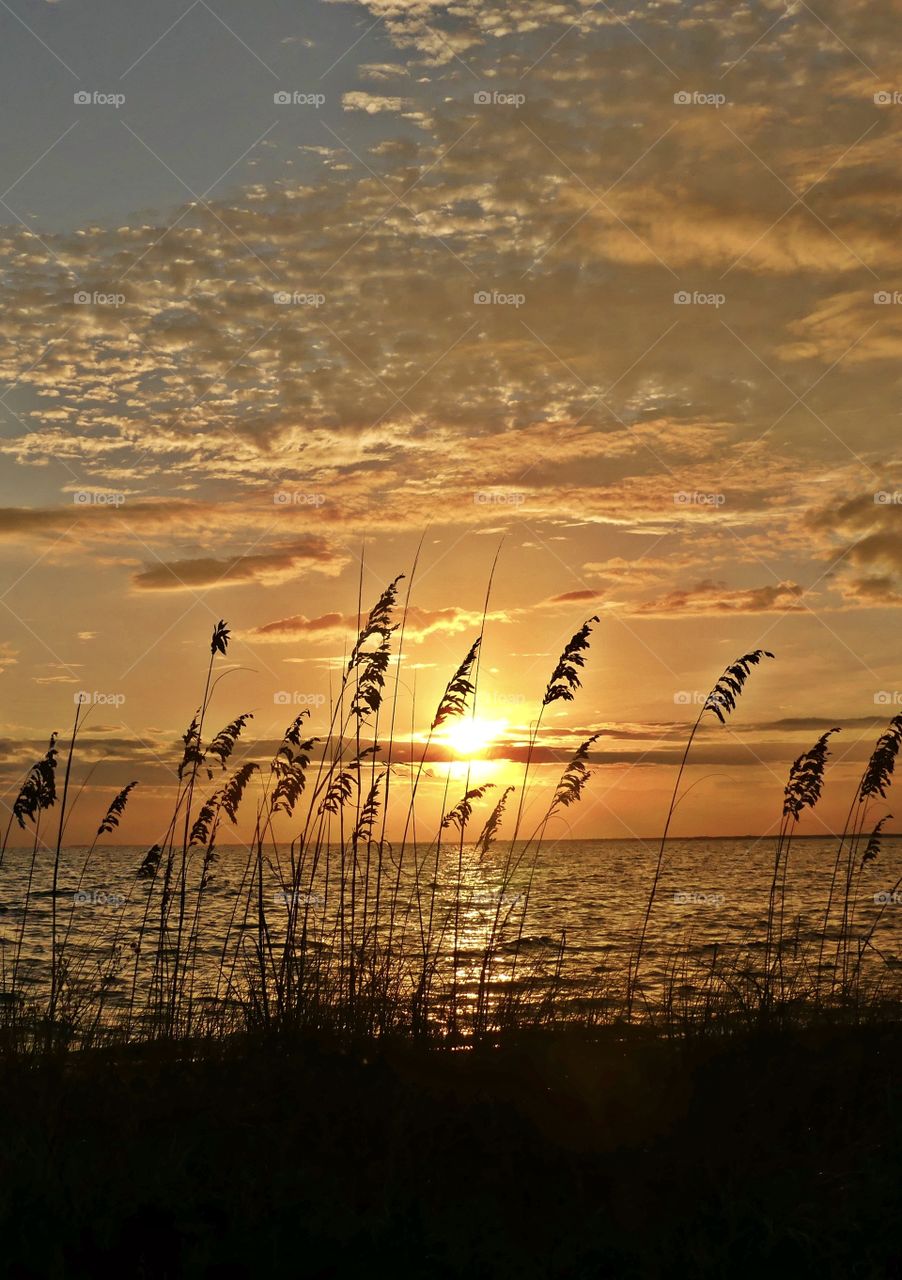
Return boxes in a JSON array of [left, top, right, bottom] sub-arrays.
[[777, 289, 902, 364], [245, 611, 350, 642], [808, 493, 902, 604], [247, 604, 508, 645], [538, 589, 604, 609], [4, 0, 902, 809], [839, 575, 902, 607], [342, 92, 411, 114], [0, 501, 200, 539], [632, 579, 806, 616], [583, 556, 682, 587], [358, 63, 410, 81], [131, 537, 345, 591]]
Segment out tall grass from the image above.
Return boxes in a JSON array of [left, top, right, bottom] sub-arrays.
[[1, 571, 901, 1056], [626, 649, 773, 1016]]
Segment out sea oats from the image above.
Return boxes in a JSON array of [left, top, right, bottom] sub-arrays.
[[97, 781, 139, 837]]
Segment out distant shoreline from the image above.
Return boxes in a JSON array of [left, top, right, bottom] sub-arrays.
[[5, 833, 901, 850]]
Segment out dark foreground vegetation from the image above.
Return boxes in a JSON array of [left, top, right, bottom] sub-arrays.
[[4, 587, 902, 1276], [1, 1022, 900, 1279]]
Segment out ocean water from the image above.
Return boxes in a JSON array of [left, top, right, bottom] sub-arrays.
[[1, 837, 900, 1017]]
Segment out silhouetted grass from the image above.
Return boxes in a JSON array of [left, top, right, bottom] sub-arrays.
[[3, 572, 902, 1275], [0, 571, 901, 1051]]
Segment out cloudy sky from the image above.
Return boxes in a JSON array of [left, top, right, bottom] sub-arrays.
[[2, 0, 902, 843]]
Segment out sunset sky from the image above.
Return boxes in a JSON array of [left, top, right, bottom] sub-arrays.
[[2, 0, 902, 843]]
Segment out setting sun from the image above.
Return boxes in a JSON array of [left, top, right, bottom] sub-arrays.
[[441, 717, 508, 759]]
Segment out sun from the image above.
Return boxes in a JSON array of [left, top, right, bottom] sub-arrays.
[[442, 716, 507, 760]]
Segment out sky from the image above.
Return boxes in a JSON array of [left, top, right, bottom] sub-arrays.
[[2, 0, 902, 844]]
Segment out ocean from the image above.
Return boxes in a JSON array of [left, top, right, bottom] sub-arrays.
[[2, 837, 900, 1018]]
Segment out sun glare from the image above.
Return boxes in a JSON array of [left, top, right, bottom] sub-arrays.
[[442, 716, 507, 759]]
